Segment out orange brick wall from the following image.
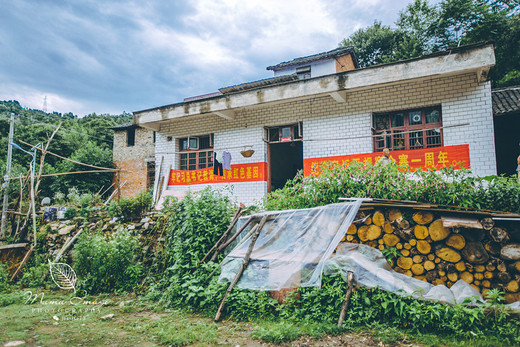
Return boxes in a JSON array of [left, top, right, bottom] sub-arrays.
[[113, 159, 151, 199]]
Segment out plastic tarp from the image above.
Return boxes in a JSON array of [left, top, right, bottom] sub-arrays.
[[219, 202, 519, 308], [326, 243, 483, 305], [219, 200, 362, 290]]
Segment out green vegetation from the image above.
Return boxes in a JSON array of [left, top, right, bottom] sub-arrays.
[[0, 100, 130, 201], [106, 191, 153, 222], [265, 161, 520, 213], [341, 0, 520, 88], [73, 228, 145, 294], [0, 186, 519, 345]]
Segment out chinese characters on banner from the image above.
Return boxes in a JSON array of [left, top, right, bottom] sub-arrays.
[[303, 144, 470, 176], [168, 162, 267, 185]]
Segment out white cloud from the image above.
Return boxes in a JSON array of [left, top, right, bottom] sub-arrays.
[[0, 0, 444, 115]]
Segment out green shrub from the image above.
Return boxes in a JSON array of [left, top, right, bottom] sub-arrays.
[[107, 191, 152, 222], [78, 192, 100, 208], [19, 254, 50, 288], [154, 188, 234, 311], [0, 262, 8, 293], [264, 162, 520, 213], [66, 187, 81, 205], [64, 207, 77, 219], [73, 228, 144, 293]]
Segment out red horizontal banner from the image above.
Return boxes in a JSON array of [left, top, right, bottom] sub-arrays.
[[303, 144, 470, 176], [168, 162, 267, 185]]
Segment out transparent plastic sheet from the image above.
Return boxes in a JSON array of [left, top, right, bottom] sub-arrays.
[[218, 200, 362, 290], [325, 243, 485, 305], [219, 204, 520, 309]]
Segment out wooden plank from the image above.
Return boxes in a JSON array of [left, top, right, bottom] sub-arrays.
[[441, 216, 483, 229], [0, 243, 27, 250]]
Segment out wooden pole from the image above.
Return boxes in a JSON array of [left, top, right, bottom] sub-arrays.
[[117, 170, 122, 202], [200, 207, 243, 264], [152, 156, 163, 208], [9, 245, 34, 282], [216, 216, 255, 254], [19, 139, 119, 172], [215, 215, 268, 322], [1, 113, 15, 239], [337, 271, 355, 328], [29, 162, 37, 247]]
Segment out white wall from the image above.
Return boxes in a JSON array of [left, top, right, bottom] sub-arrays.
[[154, 72, 495, 205]]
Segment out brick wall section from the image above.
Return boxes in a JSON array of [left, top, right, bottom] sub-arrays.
[[113, 127, 155, 198], [154, 72, 495, 204]]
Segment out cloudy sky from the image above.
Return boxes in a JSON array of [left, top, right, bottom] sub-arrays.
[[0, 0, 438, 117]]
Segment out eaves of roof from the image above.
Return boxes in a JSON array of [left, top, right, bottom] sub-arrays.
[[492, 85, 520, 116], [266, 46, 356, 71], [110, 122, 137, 130], [134, 42, 494, 118]]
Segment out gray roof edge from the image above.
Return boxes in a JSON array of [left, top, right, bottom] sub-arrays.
[[266, 46, 355, 71]]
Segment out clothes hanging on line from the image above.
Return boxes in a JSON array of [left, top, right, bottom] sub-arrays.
[[213, 152, 224, 176], [222, 151, 232, 171]]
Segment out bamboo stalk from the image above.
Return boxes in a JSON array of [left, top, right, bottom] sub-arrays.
[[215, 215, 268, 322], [19, 139, 119, 172], [200, 207, 243, 264], [337, 271, 355, 328]]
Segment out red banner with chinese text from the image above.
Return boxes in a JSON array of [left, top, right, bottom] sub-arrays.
[[303, 144, 470, 176], [168, 162, 267, 185]]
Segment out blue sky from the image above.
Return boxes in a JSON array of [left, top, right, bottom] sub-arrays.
[[0, 0, 440, 117]]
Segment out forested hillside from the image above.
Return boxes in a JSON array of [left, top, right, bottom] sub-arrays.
[[0, 100, 131, 199]]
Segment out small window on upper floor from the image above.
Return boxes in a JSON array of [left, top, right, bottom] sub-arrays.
[[296, 66, 311, 79], [127, 127, 135, 147]]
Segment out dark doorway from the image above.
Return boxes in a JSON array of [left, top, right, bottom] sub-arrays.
[[494, 113, 520, 176], [269, 141, 303, 191]]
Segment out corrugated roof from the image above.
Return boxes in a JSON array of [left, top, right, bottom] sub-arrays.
[[492, 85, 520, 116], [266, 46, 356, 71]]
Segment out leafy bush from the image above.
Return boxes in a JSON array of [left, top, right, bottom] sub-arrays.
[[66, 187, 81, 205], [265, 162, 520, 213], [19, 254, 50, 288], [73, 228, 144, 293], [79, 192, 100, 208], [151, 188, 234, 311], [107, 191, 152, 222], [64, 207, 77, 219], [0, 262, 8, 293]]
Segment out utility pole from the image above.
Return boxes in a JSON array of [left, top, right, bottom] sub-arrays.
[[1, 113, 15, 239]]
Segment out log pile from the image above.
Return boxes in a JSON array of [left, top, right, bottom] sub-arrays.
[[340, 207, 520, 303]]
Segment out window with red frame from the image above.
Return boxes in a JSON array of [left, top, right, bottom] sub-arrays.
[[179, 134, 213, 170], [372, 106, 442, 152]]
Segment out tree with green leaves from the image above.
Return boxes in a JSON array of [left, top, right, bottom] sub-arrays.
[[339, 0, 520, 87]]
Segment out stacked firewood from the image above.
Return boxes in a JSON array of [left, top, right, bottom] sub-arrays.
[[340, 208, 520, 303]]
